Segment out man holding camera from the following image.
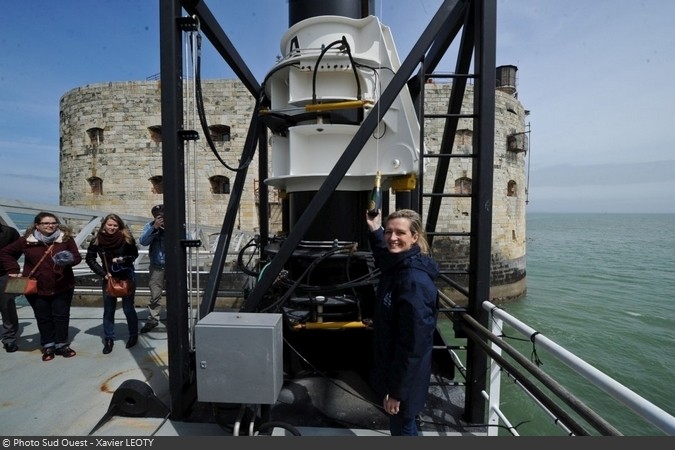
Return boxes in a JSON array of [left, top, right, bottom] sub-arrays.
[[138, 205, 165, 333]]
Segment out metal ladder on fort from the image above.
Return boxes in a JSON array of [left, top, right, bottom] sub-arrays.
[[416, 69, 479, 303]]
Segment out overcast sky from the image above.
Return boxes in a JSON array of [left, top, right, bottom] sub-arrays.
[[1, 0, 673, 213]]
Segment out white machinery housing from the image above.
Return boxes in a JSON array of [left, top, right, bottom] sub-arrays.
[[263, 15, 421, 193]]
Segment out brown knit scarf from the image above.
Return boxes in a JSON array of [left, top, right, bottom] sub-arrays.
[[97, 230, 125, 250]]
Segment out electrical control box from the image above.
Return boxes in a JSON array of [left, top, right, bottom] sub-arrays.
[[195, 312, 283, 404]]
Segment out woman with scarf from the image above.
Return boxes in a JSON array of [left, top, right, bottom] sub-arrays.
[[365, 209, 440, 436], [85, 214, 139, 354], [0, 212, 82, 361]]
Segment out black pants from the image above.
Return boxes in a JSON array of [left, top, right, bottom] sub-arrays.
[[25, 288, 74, 348], [0, 274, 20, 345]]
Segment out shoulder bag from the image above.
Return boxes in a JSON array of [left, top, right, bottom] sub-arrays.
[[103, 253, 133, 297], [4, 244, 55, 295]]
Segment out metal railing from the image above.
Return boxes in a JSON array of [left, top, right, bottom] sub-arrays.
[[437, 291, 675, 436], [483, 301, 675, 436], [0, 197, 258, 284]]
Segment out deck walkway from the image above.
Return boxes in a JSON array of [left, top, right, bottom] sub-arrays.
[[0, 299, 226, 436], [0, 298, 479, 437]]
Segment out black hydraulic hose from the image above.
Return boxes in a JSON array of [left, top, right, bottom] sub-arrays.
[[342, 37, 362, 101], [193, 33, 251, 172], [260, 245, 356, 313], [237, 238, 261, 277], [312, 38, 345, 104], [311, 37, 362, 104]]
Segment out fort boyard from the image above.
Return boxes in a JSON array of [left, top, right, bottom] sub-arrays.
[[59, 66, 529, 302]]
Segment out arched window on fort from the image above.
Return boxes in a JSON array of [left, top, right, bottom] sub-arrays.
[[87, 176, 103, 195], [456, 128, 473, 145], [209, 175, 230, 194], [507, 180, 517, 197], [209, 125, 231, 143], [149, 175, 163, 194], [87, 127, 104, 146], [148, 125, 162, 143], [455, 176, 472, 195]]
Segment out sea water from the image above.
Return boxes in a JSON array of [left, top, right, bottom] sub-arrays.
[[498, 213, 675, 436]]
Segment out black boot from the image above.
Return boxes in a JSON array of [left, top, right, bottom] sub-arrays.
[[102, 338, 114, 354], [126, 335, 138, 349]]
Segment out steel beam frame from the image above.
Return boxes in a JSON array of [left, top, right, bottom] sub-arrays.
[[160, 0, 496, 425]]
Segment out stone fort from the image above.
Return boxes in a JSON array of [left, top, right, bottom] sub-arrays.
[[59, 67, 528, 301]]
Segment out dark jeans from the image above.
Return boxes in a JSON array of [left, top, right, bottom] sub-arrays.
[[25, 288, 74, 348], [102, 278, 139, 340], [0, 274, 20, 345], [389, 413, 419, 436]]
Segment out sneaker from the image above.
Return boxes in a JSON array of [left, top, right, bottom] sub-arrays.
[[140, 322, 158, 333], [4, 342, 19, 353]]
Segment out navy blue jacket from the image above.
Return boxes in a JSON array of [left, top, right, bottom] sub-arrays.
[[369, 228, 440, 417]]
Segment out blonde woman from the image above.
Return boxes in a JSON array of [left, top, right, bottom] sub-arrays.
[[365, 209, 439, 436], [85, 214, 139, 354]]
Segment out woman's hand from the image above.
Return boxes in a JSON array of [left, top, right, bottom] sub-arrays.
[[366, 209, 382, 232], [383, 394, 400, 415]]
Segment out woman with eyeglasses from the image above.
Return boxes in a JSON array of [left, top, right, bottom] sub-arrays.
[[0, 212, 82, 361]]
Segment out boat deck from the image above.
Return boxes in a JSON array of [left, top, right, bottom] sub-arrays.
[[0, 299, 483, 437]]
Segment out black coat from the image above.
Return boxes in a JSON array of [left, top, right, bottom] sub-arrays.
[[85, 239, 138, 280], [368, 228, 440, 417], [0, 224, 20, 276]]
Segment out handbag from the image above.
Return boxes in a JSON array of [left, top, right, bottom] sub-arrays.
[[103, 253, 133, 297], [4, 276, 38, 295], [106, 277, 132, 297], [3, 244, 54, 295]]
